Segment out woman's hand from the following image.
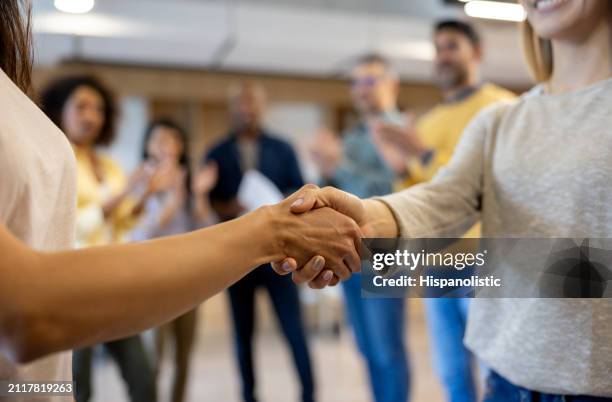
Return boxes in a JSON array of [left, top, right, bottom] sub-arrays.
[[191, 162, 219, 226], [369, 112, 428, 158], [270, 185, 399, 288], [309, 127, 343, 179], [147, 162, 183, 195], [267, 205, 363, 278], [263, 186, 364, 286], [269, 184, 365, 287], [192, 161, 218, 197]]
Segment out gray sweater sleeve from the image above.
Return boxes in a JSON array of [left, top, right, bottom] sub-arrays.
[[378, 104, 502, 238]]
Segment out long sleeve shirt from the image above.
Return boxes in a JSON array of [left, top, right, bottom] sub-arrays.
[[379, 80, 612, 397]]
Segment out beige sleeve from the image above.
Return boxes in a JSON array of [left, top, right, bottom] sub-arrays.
[[377, 104, 504, 238]]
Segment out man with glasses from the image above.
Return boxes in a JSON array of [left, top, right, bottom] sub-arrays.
[[310, 54, 410, 402]]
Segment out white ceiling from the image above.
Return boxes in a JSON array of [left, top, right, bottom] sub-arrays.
[[32, 0, 533, 86]]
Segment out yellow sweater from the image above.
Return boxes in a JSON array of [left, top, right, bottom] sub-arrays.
[[406, 84, 516, 185], [74, 146, 138, 247], [402, 84, 516, 237]]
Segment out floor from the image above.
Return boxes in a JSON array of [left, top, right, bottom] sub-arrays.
[[89, 290, 448, 402]]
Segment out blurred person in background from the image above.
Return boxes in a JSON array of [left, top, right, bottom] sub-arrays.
[[204, 82, 315, 402], [370, 20, 515, 402], [130, 119, 218, 402], [41, 75, 157, 402], [309, 54, 410, 402]]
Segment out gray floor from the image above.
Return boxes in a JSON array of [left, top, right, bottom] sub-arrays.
[[89, 293, 448, 402]]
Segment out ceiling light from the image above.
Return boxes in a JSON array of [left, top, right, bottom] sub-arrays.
[[33, 13, 139, 37], [464, 1, 527, 22], [380, 41, 435, 61], [54, 0, 95, 14]]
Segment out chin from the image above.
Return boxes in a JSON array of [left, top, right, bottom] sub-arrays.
[[525, 0, 608, 40]]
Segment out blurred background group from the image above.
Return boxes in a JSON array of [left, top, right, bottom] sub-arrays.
[[30, 1, 532, 401]]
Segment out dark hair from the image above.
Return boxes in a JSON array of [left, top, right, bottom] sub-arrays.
[[0, 0, 33, 92], [142, 118, 192, 202], [40, 75, 118, 146], [434, 19, 481, 47]]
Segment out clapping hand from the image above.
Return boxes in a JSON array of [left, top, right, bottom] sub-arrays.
[[192, 161, 218, 197], [370, 112, 427, 158], [309, 127, 343, 179]]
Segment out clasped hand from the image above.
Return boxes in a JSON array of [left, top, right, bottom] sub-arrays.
[[267, 184, 370, 289]]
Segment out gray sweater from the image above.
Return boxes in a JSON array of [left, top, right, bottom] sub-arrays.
[[380, 79, 612, 396]]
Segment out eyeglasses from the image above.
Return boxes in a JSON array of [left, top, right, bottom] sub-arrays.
[[351, 76, 382, 88]]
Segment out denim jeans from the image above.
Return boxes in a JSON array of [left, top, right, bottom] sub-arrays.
[[424, 298, 477, 402], [484, 371, 612, 402], [343, 274, 410, 402], [227, 265, 314, 402]]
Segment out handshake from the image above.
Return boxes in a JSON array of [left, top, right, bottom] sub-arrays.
[[258, 184, 395, 289]]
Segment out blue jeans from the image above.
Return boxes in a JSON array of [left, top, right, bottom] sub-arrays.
[[424, 298, 477, 402], [228, 265, 314, 402], [484, 371, 612, 402], [343, 274, 410, 402]]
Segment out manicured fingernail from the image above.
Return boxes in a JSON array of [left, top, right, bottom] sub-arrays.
[[314, 257, 324, 270], [291, 198, 304, 208], [323, 271, 333, 281], [282, 261, 293, 272]]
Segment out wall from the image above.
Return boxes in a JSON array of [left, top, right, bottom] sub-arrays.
[[33, 62, 525, 176]]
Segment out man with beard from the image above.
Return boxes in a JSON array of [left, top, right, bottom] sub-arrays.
[[372, 20, 515, 402]]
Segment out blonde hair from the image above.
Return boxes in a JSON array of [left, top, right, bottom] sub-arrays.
[[521, 20, 553, 83]]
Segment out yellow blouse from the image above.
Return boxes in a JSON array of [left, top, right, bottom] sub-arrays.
[[73, 146, 139, 247]]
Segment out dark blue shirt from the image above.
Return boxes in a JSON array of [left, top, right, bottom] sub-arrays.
[[206, 131, 304, 206]]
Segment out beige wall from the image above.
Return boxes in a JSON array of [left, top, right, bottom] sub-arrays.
[[33, 62, 524, 173], [33, 62, 445, 170]]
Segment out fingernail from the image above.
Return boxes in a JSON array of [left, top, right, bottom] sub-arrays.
[[323, 271, 333, 281], [282, 261, 293, 272], [291, 198, 304, 208], [314, 257, 324, 270]]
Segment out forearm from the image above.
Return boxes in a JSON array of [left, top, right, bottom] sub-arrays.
[[0, 208, 276, 363]]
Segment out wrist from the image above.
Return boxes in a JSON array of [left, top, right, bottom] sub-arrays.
[[363, 199, 399, 238], [236, 205, 285, 266]]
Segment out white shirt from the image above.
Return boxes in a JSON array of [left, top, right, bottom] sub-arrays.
[[0, 69, 77, 402]]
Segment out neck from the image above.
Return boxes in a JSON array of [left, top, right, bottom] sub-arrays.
[[442, 83, 478, 103], [238, 127, 260, 140], [549, 20, 612, 94], [73, 142, 94, 154], [366, 103, 396, 119], [442, 73, 480, 102]]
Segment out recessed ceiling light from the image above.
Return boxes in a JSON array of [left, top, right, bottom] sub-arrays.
[[464, 1, 527, 22], [54, 0, 95, 14]]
